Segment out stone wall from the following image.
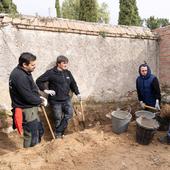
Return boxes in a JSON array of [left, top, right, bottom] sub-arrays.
[[0, 15, 159, 109]]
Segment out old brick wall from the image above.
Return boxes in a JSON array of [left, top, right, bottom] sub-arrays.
[[154, 26, 170, 87]]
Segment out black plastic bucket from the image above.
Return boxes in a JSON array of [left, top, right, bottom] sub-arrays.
[[136, 116, 159, 145], [136, 123, 156, 145]]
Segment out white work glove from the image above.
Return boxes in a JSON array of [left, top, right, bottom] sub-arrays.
[[44, 89, 56, 96], [155, 99, 160, 110], [140, 101, 145, 109], [40, 96, 48, 107], [77, 94, 81, 101]]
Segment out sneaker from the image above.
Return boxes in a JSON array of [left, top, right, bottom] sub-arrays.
[[157, 125, 169, 131], [54, 132, 63, 139], [158, 135, 170, 145]]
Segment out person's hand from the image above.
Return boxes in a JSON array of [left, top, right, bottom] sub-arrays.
[[40, 96, 48, 106], [155, 99, 160, 110], [44, 90, 56, 96], [77, 94, 81, 102], [140, 101, 145, 109]]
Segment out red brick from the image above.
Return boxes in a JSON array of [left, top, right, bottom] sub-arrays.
[[160, 56, 170, 59], [160, 53, 170, 57], [160, 43, 170, 49], [159, 35, 170, 42], [160, 47, 170, 54]]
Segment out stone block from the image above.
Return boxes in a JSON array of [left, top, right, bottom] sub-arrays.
[[2, 16, 12, 23]]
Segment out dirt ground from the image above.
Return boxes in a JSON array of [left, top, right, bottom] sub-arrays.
[[0, 120, 170, 170]]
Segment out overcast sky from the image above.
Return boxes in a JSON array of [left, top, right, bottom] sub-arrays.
[[13, 0, 170, 25]]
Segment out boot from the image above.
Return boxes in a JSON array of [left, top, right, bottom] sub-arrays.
[[158, 135, 170, 145], [155, 115, 169, 131]]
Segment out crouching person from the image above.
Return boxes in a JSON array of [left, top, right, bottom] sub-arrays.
[[9, 52, 47, 148]]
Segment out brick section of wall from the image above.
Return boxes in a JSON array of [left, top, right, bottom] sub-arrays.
[[160, 57, 170, 84], [155, 25, 170, 86]]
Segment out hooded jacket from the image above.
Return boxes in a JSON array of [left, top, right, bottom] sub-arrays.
[[136, 64, 161, 107], [36, 67, 80, 104]]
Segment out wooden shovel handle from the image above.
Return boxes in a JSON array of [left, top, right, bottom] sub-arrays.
[[41, 106, 55, 140], [80, 100, 85, 122], [144, 104, 158, 111]]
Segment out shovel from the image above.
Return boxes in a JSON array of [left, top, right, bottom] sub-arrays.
[[80, 100, 85, 128], [144, 104, 160, 111], [73, 101, 85, 129], [41, 106, 55, 140]]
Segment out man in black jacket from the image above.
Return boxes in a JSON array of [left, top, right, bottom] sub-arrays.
[[36, 55, 81, 138], [9, 52, 47, 148]]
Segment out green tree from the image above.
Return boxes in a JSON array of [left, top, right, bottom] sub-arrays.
[[97, 2, 109, 23], [79, 0, 98, 22], [145, 16, 169, 29], [158, 18, 169, 27], [61, 0, 109, 23], [0, 0, 18, 14], [55, 0, 61, 17], [118, 0, 141, 26], [62, 0, 79, 20]]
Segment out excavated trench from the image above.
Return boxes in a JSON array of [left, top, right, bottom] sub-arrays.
[[1, 101, 170, 170], [0, 100, 139, 153]]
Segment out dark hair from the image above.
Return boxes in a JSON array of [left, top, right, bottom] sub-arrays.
[[56, 55, 68, 65], [19, 52, 36, 66], [138, 63, 151, 78]]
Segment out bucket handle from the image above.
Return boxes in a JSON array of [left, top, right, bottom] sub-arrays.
[[125, 112, 131, 119], [124, 105, 132, 119], [127, 105, 132, 114]]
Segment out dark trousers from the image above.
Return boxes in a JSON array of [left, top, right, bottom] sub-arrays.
[[51, 99, 73, 135], [168, 124, 170, 137], [22, 107, 44, 148]]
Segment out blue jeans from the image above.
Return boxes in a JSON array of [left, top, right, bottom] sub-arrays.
[[51, 99, 73, 134]]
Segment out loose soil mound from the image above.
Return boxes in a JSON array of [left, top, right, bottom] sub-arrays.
[[0, 121, 170, 170]]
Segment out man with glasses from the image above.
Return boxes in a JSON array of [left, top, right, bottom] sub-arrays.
[[9, 52, 47, 148]]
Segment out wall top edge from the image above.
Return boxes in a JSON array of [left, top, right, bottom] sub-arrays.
[[0, 14, 158, 39]]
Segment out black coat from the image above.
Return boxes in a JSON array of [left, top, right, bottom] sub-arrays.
[[36, 67, 80, 104], [9, 66, 42, 108]]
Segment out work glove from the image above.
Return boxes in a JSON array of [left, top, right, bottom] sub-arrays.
[[155, 99, 160, 110], [77, 94, 81, 102], [40, 96, 48, 107], [44, 89, 56, 96], [140, 101, 145, 109]]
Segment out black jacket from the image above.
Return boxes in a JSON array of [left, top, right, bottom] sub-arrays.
[[9, 66, 42, 108], [36, 67, 80, 104]]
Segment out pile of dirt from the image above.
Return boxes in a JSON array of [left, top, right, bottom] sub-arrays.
[[0, 121, 170, 170]]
